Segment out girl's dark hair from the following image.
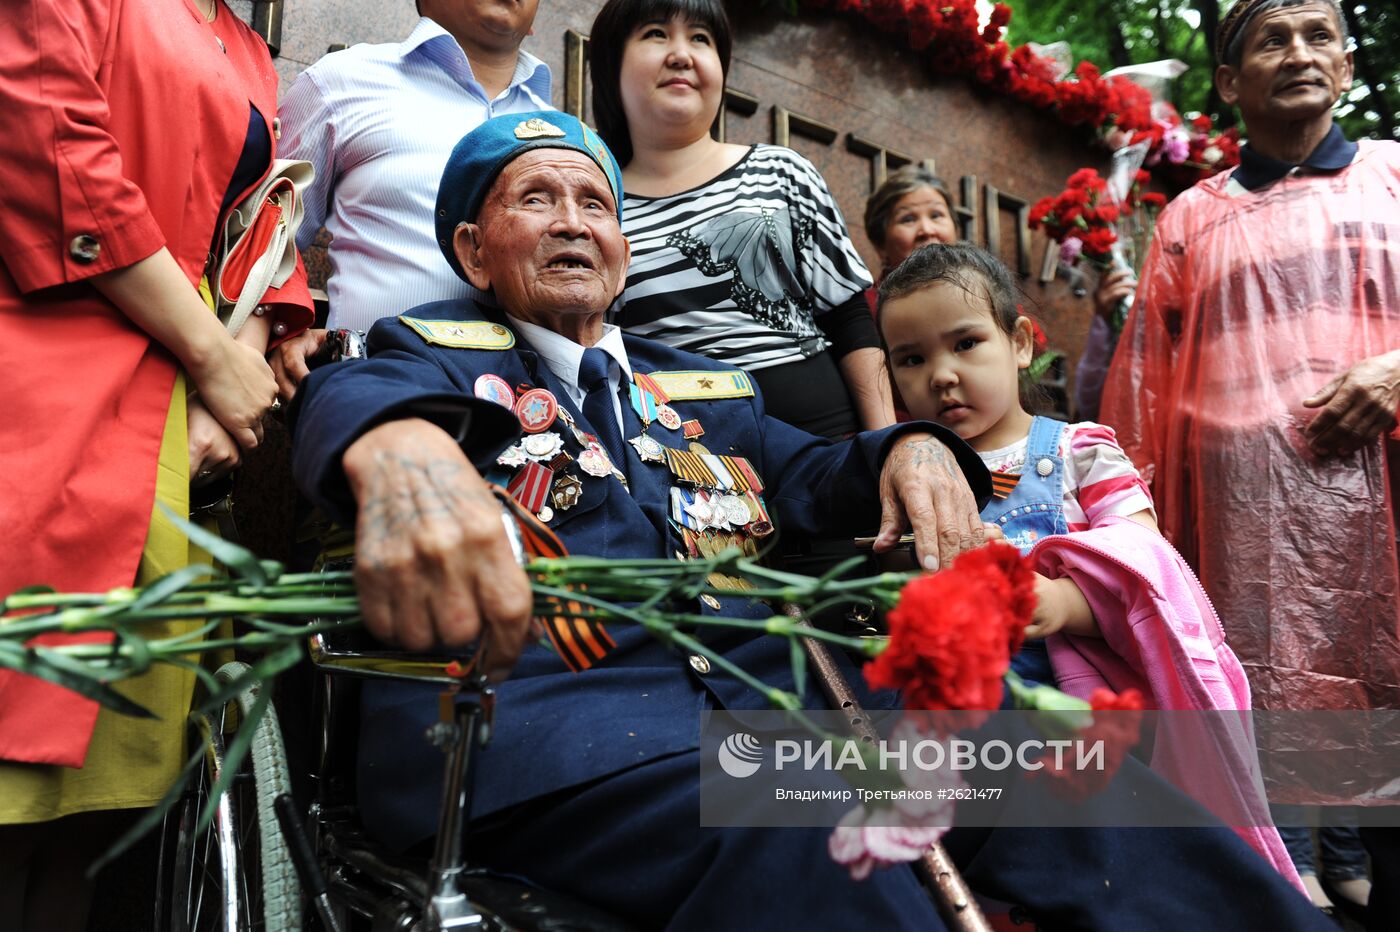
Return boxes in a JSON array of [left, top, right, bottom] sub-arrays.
[[588, 0, 733, 167], [877, 242, 1054, 414], [863, 165, 954, 250], [877, 241, 1020, 337]]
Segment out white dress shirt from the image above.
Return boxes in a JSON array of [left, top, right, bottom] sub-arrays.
[[278, 18, 553, 332], [506, 315, 632, 435]]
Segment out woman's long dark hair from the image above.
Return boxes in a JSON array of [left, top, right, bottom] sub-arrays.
[[588, 0, 733, 167]]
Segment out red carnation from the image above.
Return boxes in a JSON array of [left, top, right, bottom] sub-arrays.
[[1028, 196, 1054, 229], [1106, 76, 1154, 133], [1079, 226, 1117, 258], [1057, 187, 1090, 209], [866, 0, 910, 35], [989, 3, 1012, 27], [1011, 44, 1063, 84], [1065, 168, 1101, 190], [1094, 204, 1120, 224], [1031, 688, 1144, 802], [864, 543, 1035, 721], [1140, 192, 1168, 209]]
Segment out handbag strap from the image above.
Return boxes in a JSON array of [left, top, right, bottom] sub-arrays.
[[224, 209, 289, 336], [218, 159, 313, 334]]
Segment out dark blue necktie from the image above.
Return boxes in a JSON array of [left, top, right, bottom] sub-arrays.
[[578, 347, 627, 476]]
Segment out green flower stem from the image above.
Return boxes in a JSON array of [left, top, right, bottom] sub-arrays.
[[54, 622, 352, 663], [542, 606, 882, 657], [2, 531, 918, 739]]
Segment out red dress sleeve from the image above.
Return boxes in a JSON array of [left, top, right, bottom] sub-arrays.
[[0, 0, 166, 292], [262, 253, 315, 347]]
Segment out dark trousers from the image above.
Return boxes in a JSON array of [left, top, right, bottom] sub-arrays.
[[469, 747, 1333, 932], [468, 749, 942, 931], [1275, 820, 1369, 880], [1360, 827, 1400, 932]]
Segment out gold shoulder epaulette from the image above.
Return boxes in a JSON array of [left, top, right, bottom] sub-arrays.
[[399, 317, 515, 350], [646, 369, 754, 400]]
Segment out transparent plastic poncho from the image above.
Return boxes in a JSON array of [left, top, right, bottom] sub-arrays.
[[1103, 141, 1400, 714]]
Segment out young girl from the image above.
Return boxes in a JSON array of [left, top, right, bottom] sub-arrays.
[[875, 242, 1305, 887], [876, 241, 1158, 685]]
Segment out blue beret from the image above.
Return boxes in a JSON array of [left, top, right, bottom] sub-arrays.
[[435, 111, 625, 281]]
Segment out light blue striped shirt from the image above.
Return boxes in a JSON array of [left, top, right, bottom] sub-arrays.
[[278, 18, 553, 332]]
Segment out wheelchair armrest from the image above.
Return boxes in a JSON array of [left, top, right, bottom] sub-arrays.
[[309, 626, 482, 687]]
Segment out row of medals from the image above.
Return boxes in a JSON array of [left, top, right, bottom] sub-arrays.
[[477, 372, 771, 547]]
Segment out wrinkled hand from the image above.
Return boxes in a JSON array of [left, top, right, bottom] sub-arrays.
[[1093, 268, 1137, 322], [875, 432, 983, 571], [270, 328, 328, 402], [188, 395, 242, 486], [1302, 350, 1400, 456], [343, 419, 533, 682], [187, 338, 276, 450]]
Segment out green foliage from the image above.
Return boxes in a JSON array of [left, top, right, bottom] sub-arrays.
[[1027, 349, 1065, 383], [1006, 0, 1398, 141]]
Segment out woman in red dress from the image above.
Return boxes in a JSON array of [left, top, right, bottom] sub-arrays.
[[0, 1, 312, 926]]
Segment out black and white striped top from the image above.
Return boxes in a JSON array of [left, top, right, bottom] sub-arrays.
[[615, 145, 873, 371]]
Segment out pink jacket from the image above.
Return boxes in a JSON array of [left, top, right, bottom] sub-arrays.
[[1031, 516, 1303, 892]]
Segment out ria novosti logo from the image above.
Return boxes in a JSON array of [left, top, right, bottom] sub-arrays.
[[717, 732, 764, 778]]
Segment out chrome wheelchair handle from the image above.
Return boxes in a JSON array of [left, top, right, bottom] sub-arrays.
[[327, 328, 367, 362], [306, 328, 367, 371], [500, 506, 527, 568]]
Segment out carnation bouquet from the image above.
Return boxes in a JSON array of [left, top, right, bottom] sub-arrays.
[[0, 513, 1141, 919], [794, 0, 1239, 187], [1030, 160, 1168, 333]]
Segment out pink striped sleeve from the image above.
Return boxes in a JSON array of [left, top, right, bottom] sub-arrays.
[[1063, 422, 1157, 528]]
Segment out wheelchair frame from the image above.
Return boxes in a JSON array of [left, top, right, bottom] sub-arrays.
[[162, 480, 984, 930]]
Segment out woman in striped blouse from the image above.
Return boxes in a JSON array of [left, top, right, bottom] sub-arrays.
[[588, 0, 895, 439]]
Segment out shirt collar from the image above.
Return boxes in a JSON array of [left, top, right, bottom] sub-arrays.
[[510, 48, 552, 101], [1233, 123, 1358, 191], [505, 314, 632, 391], [399, 16, 452, 57], [401, 18, 552, 102]]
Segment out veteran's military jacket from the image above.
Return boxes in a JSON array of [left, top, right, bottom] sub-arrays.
[[292, 299, 987, 851]]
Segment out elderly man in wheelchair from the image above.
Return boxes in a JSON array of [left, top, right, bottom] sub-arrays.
[[287, 112, 1328, 932]]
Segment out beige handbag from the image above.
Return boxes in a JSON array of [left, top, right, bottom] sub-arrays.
[[213, 158, 314, 335]]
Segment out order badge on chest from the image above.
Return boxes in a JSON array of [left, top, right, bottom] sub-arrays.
[[486, 366, 776, 587], [625, 371, 776, 590], [486, 374, 628, 524]]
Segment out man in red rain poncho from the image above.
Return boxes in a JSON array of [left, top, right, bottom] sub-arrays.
[[1102, 0, 1400, 922]]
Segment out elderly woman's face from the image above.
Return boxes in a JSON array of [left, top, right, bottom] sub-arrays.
[[618, 15, 724, 140], [461, 150, 630, 330], [880, 186, 959, 271]]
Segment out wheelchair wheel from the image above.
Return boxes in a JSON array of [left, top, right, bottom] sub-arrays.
[[155, 664, 302, 932]]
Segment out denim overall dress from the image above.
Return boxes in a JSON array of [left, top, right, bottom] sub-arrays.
[[979, 416, 1069, 686]]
